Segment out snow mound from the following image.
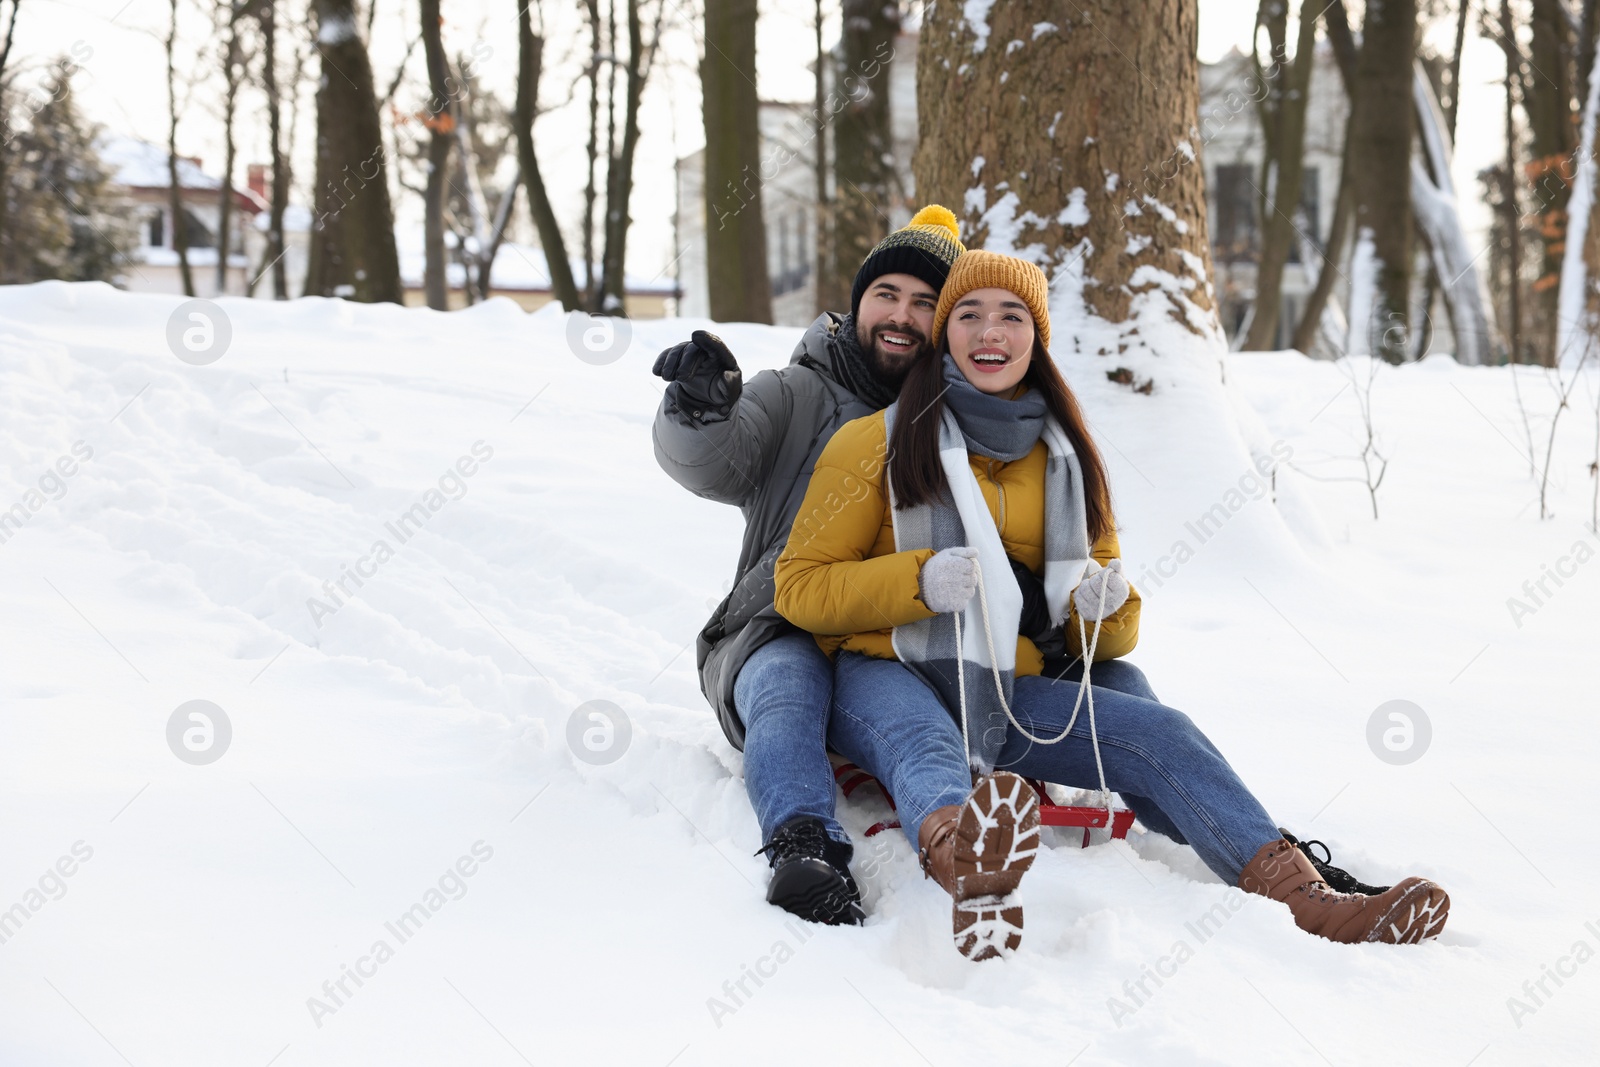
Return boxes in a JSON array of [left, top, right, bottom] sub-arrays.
[[0, 283, 1595, 1064]]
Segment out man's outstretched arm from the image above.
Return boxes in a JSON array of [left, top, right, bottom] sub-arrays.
[[652, 330, 788, 507]]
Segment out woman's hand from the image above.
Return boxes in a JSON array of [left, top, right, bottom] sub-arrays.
[[1073, 558, 1129, 621], [918, 546, 980, 613]]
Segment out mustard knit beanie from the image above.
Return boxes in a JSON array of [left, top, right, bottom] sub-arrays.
[[932, 250, 1051, 350], [850, 204, 966, 319]]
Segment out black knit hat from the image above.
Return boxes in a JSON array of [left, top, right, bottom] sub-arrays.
[[849, 204, 966, 319]]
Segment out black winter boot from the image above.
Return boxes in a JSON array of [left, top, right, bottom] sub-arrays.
[[1280, 829, 1392, 895], [755, 816, 864, 926]]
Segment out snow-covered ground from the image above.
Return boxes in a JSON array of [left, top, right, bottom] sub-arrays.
[[1, 281, 1596, 1066]]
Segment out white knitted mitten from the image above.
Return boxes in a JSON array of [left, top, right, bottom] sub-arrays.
[[1073, 558, 1129, 621], [918, 547, 980, 613]]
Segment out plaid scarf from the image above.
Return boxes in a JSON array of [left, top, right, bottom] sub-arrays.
[[883, 382, 1094, 772]]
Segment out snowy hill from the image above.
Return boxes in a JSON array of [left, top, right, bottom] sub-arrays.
[[1, 281, 1596, 1065]]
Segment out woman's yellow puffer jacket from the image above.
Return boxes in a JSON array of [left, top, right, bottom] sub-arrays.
[[774, 405, 1139, 674]]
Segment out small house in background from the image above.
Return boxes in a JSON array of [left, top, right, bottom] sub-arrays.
[[101, 137, 266, 297]]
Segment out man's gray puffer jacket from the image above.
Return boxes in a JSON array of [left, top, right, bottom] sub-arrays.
[[652, 312, 875, 750]]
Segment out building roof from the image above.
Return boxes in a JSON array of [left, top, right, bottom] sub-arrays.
[[100, 136, 267, 212]]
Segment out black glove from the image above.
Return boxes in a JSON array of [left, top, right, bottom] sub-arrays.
[[1011, 556, 1052, 641], [652, 329, 743, 416]]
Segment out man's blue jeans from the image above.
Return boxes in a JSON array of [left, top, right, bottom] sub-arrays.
[[733, 631, 852, 847], [827, 652, 1283, 884]]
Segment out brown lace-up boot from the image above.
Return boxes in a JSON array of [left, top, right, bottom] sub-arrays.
[[917, 772, 1041, 960], [1238, 838, 1450, 944]]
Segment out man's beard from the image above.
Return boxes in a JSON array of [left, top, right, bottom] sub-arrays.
[[860, 320, 934, 391]]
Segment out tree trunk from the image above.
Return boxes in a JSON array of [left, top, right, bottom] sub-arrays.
[[915, 0, 1217, 347], [813, 0, 839, 315], [1291, 0, 1358, 356], [1526, 0, 1577, 363], [1582, 0, 1599, 110], [830, 0, 899, 309], [582, 0, 601, 305], [1293, 157, 1355, 356], [701, 0, 773, 323], [514, 5, 581, 311], [450, 61, 493, 303], [419, 0, 453, 309], [599, 0, 660, 315], [1344, 0, 1416, 363], [1446, 0, 1470, 136], [257, 0, 291, 298], [305, 0, 402, 303], [476, 161, 517, 301], [0, 0, 20, 283], [1244, 0, 1317, 351], [167, 0, 195, 297], [1500, 0, 1526, 363], [216, 0, 243, 295]]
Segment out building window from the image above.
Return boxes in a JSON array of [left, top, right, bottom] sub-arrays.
[[148, 209, 165, 247], [180, 207, 215, 250], [1215, 163, 1323, 266], [1214, 164, 1257, 263], [772, 208, 810, 298]]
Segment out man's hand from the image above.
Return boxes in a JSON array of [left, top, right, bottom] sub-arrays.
[[652, 329, 743, 415]]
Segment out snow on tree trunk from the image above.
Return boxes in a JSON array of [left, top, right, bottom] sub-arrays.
[[1558, 54, 1600, 369], [914, 0, 1318, 590], [1410, 63, 1493, 366], [913, 0, 1222, 359]]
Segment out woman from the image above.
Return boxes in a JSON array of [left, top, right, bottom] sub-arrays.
[[773, 250, 1450, 961]]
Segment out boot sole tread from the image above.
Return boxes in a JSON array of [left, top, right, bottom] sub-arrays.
[[951, 773, 1040, 960]]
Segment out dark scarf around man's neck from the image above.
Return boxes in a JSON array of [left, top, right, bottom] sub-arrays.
[[825, 314, 900, 411], [940, 352, 1049, 462]]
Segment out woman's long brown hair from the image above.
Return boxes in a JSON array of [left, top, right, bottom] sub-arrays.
[[886, 338, 1114, 544]]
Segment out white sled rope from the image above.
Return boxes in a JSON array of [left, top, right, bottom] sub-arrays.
[[954, 561, 1117, 833]]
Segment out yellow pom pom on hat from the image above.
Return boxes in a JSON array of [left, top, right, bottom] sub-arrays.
[[932, 249, 1052, 351], [849, 204, 967, 319], [903, 204, 962, 243]]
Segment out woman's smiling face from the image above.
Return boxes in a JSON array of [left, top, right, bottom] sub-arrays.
[[946, 287, 1035, 394]]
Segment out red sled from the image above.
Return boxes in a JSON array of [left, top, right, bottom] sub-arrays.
[[831, 756, 1135, 848]]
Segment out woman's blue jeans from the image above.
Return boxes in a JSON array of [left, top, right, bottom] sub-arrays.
[[827, 652, 1283, 884]]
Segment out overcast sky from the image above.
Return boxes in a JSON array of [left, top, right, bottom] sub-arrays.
[[9, 0, 1510, 282]]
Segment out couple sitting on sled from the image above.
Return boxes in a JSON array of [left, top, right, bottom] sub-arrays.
[[650, 205, 1449, 960]]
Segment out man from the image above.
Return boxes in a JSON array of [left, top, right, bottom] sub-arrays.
[[652, 206, 965, 924]]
